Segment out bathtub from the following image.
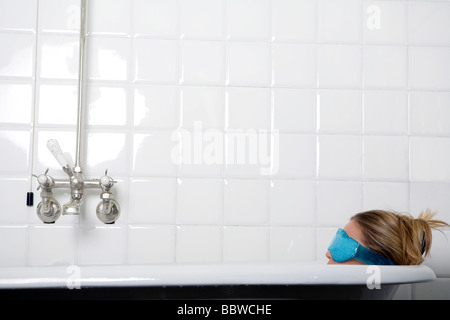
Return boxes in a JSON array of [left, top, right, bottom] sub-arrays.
[[0, 262, 436, 299]]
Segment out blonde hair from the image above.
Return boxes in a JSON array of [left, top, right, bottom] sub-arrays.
[[351, 209, 449, 265]]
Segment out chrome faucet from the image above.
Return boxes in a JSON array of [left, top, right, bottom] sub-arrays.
[[34, 1, 119, 224], [35, 139, 120, 224]]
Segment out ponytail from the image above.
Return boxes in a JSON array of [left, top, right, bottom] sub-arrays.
[[352, 209, 449, 265]]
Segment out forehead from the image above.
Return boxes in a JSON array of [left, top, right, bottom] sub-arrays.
[[343, 219, 366, 246]]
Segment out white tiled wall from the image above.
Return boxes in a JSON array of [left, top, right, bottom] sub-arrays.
[[1, 0, 450, 298]]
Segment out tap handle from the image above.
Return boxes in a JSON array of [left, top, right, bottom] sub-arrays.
[[47, 139, 70, 168]]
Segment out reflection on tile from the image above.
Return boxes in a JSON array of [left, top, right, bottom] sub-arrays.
[[0, 33, 34, 78], [38, 35, 79, 79], [0, 130, 30, 174], [0, 83, 32, 124], [87, 37, 130, 81], [86, 132, 129, 176], [132, 133, 179, 177], [38, 84, 78, 125], [87, 86, 127, 126], [38, 0, 80, 34], [88, 0, 131, 35], [134, 86, 180, 129]]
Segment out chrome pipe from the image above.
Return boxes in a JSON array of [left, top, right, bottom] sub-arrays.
[[75, 0, 87, 169]]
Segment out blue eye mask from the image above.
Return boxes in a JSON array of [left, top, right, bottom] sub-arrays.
[[328, 228, 395, 265]]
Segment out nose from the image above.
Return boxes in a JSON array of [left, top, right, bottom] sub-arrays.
[[326, 250, 332, 260]]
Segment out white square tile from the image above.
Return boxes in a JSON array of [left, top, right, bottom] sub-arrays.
[[226, 87, 270, 130], [78, 225, 127, 265], [410, 183, 450, 222], [316, 181, 363, 226], [226, 42, 270, 87], [409, 47, 450, 91], [178, 129, 224, 177], [318, 89, 362, 134], [38, 0, 81, 34], [410, 2, 450, 46], [270, 180, 315, 226], [0, 33, 35, 78], [317, 44, 362, 88], [224, 179, 269, 225], [270, 227, 315, 262], [318, 0, 362, 43], [0, 178, 30, 224], [181, 86, 225, 130], [29, 226, 77, 266], [88, 0, 131, 35], [129, 178, 176, 224], [410, 91, 450, 136], [127, 225, 175, 264], [363, 45, 407, 89], [86, 85, 128, 126], [176, 226, 222, 263], [85, 132, 129, 176], [180, 0, 224, 39], [318, 135, 362, 180], [272, 0, 316, 42], [132, 132, 179, 177], [226, 0, 270, 41], [363, 1, 407, 44], [225, 131, 271, 178], [0, 130, 30, 174], [180, 40, 225, 85], [272, 134, 316, 179], [134, 38, 178, 84], [87, 37, 131, 81], [363, 182, 410, 213], [0, 0, 36, 32], [133, 0, 178, 37], [272, 88, 317, 133], [271, 43, 317, 87], [38, 84, 77, 125], [364, 90, 408, 134], [176, 178, 223, 225], [38, 35, 79, 80], [425, 230, 450, 278], [0, 226, 28, 266], [410, 137, 450, 181], [134, 86, 180, 130], [223, 226, 269, 262], [0, 83, 32, 124], [363, 136, 409, 181]]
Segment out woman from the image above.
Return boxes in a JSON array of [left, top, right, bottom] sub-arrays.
[[326, 209, 449, 265]]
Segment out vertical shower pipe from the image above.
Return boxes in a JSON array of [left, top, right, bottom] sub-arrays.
[[75, 0, 87, 171]]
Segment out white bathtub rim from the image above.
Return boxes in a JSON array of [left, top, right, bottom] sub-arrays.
[[0, 262, 436, 289]]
